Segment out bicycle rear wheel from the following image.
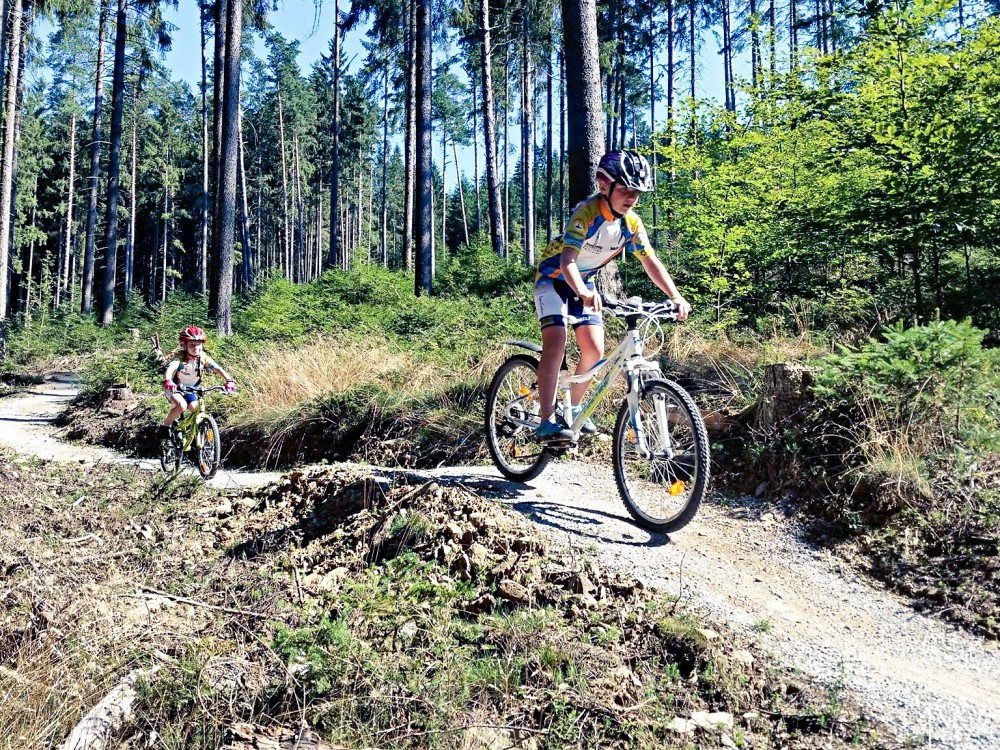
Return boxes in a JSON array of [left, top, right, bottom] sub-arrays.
[[159, 426, 181, 473], [196, 415, 222, 480], [485, 354, 550, 482], [612, 380, 710, 533]]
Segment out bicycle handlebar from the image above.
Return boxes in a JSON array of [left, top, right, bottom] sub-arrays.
[[176, 384, 230, 395], [602, 296, 679, 321]]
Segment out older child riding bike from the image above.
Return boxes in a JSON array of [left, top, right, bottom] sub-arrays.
[[533, 150, 692, 443]]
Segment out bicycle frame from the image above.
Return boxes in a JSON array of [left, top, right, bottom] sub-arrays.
[[504, 317, 669, 455], [171, 386, 223, 452], [174, 402, 208, 452]]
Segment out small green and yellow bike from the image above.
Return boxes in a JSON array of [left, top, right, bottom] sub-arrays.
[[159, 385, 228, 480]]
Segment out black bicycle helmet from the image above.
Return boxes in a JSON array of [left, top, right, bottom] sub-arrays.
[[596, 150, 653, 192]]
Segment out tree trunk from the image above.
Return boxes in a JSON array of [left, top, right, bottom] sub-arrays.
[[790, 0, 798, 71], [294, 132, 304, 281], [545, 42, 552, 241], [276, 85, 291, 277], [688, 0, 696, 105], [561, 0, 604, 208], [558, 50, 564, 228], [329, 0, 341, 270], [503, 47, 510, 251], [125, 111, 136, 296], [237, 105, 253, 288], [0, 0, 28, 328], [380, 68, 389, 265], [414, 0, 432, 295], [81, 3, 108, 315], [604, 4, 615, 148], [403, 0, 416, 271], [750, 0, 761, 89], [650, 3, 657, 249], [160, 165, 167, 301], [479, 0, 505, 258], [440, 128, 447, 260], [521, 17, 535, 266], [769, 0, 777, 75], [209, 0, 227, 317], [98, 0, 127, 326], [61, 112, 77, 306], [453, 140, 469, 247], [200, 0, 209, 295], [21, 177, 35, 320], [471, 69, 481, 235], [214, 0, 241, 334]]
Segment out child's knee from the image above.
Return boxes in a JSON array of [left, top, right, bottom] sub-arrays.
[[187, 401, 199, 411]]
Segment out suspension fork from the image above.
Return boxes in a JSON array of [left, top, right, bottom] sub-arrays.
[[626, 372, 675, 460]]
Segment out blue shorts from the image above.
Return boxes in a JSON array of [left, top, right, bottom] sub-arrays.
[[165, 387, 199, 404], [534, 278, 603, 330]]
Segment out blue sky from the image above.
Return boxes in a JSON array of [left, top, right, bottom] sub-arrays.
[[161, 0, 732, 178]]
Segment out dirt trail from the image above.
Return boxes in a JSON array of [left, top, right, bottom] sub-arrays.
[[0, 372, 281, 489], [2, 376, 999, 749]]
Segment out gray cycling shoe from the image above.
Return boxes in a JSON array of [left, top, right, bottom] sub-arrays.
[[535, 420, 574, 443]]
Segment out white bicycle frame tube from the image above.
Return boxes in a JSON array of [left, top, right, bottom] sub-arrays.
[[558, 326, 662, 442]]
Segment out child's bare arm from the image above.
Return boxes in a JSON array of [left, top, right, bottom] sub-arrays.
[[638, 254, 691, 319]]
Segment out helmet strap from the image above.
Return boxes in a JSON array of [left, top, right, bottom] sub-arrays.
[[603, 182, 625, 219]]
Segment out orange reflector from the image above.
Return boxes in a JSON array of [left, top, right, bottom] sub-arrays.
[[669, 481, 686, 496], [519, 387, 530, 396], [206, 430, 214, 441]]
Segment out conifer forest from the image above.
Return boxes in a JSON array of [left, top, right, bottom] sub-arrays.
[[1, 0, 999, 345]]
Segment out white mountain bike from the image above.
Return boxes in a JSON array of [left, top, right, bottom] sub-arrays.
[[484, 297, 710, 533]]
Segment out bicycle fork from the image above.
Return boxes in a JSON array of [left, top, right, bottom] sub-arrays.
[[626, 377, 675, 460]]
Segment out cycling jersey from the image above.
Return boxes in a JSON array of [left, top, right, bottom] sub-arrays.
[[166, 352, 219, 388], [535, 195, 654, 283]]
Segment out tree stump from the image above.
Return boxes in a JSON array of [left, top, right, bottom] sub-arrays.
[[754, 363, 814, 436], [102, 384, 133, 402]]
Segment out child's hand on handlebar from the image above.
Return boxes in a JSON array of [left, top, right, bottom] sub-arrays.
[[224, 380, 238, 394], [670, 296, 691, 321], [164, 380, 177, 393]]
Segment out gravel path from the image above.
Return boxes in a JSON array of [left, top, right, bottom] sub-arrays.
[[2, 376, 999, 749], [0, 372, 282, 489]]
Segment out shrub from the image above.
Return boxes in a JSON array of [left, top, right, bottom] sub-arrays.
[[813, 318, 1000, 451]]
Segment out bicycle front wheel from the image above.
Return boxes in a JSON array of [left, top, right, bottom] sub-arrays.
[[612, 380, 710, 533], [159, 427, 181, 473], [196, 415, 222, 480], [485, 354, 550, 482]]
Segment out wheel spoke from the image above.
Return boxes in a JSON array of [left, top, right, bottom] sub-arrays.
[[485, 355, 550, 482], [613, 381, 709, 532]]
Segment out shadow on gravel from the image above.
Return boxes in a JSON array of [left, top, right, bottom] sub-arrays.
[[396, 469, 674, 549], [508, 500, 672, 549]]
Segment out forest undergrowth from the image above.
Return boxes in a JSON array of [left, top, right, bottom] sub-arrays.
[[4, 261, 999, 641], [0, 450, 889, 749]]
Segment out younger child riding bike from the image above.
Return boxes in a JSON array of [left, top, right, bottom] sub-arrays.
[[533, 150, 692, 443], [159, 326, 237, 442]]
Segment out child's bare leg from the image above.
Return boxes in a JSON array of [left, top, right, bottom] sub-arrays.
[[538, 324, 567, 423], [571, 324, 605, 406], [163, 395, 186, 426]]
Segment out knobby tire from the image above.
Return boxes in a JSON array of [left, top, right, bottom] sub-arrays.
[[485, 354, 550, 482], [612, 379, 710, 533]]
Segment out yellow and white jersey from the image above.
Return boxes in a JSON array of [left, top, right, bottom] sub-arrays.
[[536, 195, 653, 283]]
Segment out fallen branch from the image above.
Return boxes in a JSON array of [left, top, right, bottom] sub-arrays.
[[128, 585, 288, 621], [61, 666, 159, 750]]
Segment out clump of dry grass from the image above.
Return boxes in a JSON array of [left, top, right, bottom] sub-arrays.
[[231, 336, 450, 422]]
